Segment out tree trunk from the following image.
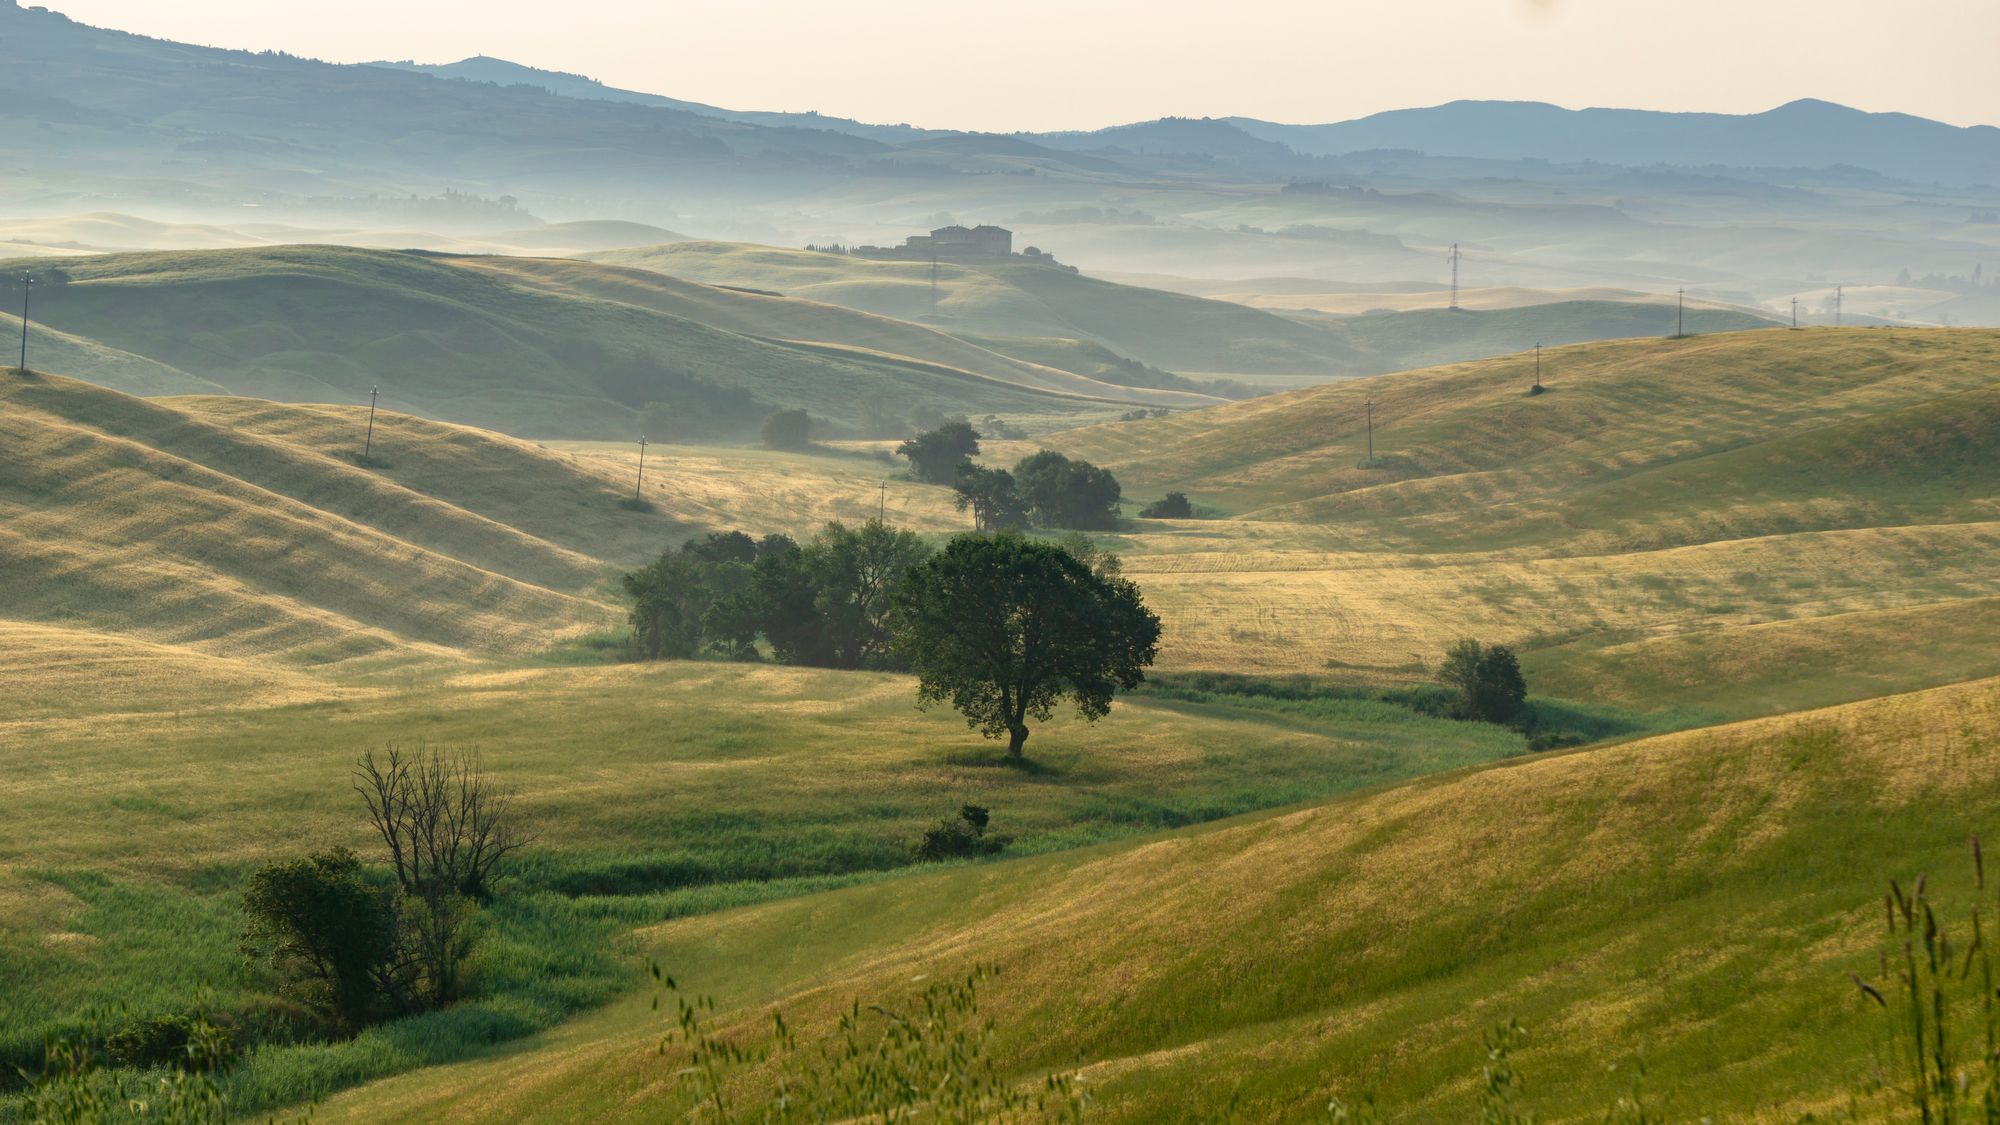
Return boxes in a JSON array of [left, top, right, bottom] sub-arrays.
[[1007, 725, 1029, 758]]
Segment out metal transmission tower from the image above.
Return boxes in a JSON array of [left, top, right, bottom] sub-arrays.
[[1446, 244, 1462, 310], [16, 273, 34, 371], [635, 435, 649, 501], [363, 386, 380, 460]]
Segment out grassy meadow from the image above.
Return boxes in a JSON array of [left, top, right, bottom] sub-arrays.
[[312, 673, 2000, 1123], [7, 325, 2000, 1120], [0, 659, 1526, 1113]]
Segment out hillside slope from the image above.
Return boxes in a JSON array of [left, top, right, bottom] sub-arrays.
[[0, 369, 668, 669], [589, 242, 1369, 376], [4, 247, 1185, 438], [1037, 329, 2000, 686], [320, 674, 2000, 1122], [1057, 327, 2000, 549]]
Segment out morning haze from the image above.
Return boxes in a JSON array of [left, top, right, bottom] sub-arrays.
[[5, 0, 2000, 1120], [40, 0, 2000, 130]]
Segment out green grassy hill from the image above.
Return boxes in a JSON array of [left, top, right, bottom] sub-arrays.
[[587, 242, 1371, 377], [3, 246, 1195, 439], [315, 673, 2000, 1123]]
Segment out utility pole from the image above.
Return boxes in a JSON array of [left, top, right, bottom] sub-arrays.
[[1834, 285, 1843, 327], [1791, 296, 1799, 329], [16, 273, 34, 372], [1365, 399, 1375, 465], [1534, 343, 1543, 391], [635, 435, 649, 501], [363, 386, 380, 460], [1676, 289, 1685, 338], [1446, 244, 1462, 310]]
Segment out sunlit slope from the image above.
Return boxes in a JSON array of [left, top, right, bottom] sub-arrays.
[[588, 241, 1367, 376], [450, 256, 1220, 407], [3, 246, 1160, 438], [1058, 328, 2000, 551], [1039, 329, 2000, 687], [0, 370, 653, 666], [321, 676, 2000, 1123], [2, 311, 220, 396]]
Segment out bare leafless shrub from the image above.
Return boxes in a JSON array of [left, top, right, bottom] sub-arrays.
[[354, 744, 524, 1005]]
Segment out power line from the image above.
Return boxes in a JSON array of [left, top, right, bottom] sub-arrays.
[[16, 273, 34, 372]]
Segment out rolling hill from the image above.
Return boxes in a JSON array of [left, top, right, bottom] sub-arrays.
[[3, 246, 1201, 439], [313, 670, 2000, 1122], [589, 241, 1372, 376], [1036, 328, 2000, 693], [0, 368, 649, 674]]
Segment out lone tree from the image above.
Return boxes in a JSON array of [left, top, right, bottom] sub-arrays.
[[893, 534, 1160, 758], [898, 421, 981, 484], [1438, 639, 1529, 726], [761, 409, 812, 451]]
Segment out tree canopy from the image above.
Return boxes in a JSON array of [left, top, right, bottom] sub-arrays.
[[761, 409, 812, 451], [893, 534, 1160, 757], [952, 463, 1029, 532], [898, 421, 981, 484], [1013, 450, 1122, 530], [1438, 639, 1529, 726], [624, 522, 928, 670]]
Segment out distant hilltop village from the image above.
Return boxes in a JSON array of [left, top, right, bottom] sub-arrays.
[[809, 225, 1076, 271]]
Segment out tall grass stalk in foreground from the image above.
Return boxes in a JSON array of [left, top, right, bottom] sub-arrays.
[[1851, 835, 2000, 1123], [650, 962, 1087, 1122]]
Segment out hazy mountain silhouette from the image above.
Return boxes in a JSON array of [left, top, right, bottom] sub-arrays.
[[1222, 99, 2000, 185]]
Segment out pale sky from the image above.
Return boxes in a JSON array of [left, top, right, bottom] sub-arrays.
[[40, 0, 2000, 132]]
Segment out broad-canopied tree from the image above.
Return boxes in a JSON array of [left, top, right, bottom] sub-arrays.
[[893, 533, 1160, 758]]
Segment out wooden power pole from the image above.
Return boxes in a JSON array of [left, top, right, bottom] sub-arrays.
[[16, 273, 34, 372]]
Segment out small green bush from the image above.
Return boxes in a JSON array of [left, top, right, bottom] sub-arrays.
[[913, 805, 1010, 862]]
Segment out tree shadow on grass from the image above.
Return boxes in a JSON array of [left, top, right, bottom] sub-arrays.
[[936, 748, 1065, 778]]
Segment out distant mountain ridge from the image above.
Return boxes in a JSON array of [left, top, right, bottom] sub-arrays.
[[370, 56, 944, 143], [1220, 99, 2000, 185]]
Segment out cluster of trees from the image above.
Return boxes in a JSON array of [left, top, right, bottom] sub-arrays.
[[1438, 639, 1529, 727], [623, 524, 928, 668], [895, 423, 1124, 531], [242, 747, 520, 1032], [625, 530, 1160, 758], [761, 408, 813, 451]]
